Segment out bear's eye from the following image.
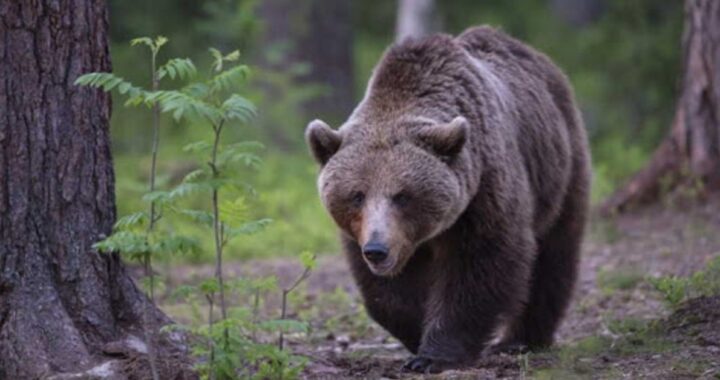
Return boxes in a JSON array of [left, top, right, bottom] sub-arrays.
[[350, 191, 365, 208], [392, 192, 411, 207]]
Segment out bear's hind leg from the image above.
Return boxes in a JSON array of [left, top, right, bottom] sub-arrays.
[[500, 179, 588, 350]]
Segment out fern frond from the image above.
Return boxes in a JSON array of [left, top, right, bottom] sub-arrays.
[[114, 211, 149, 231], [176, 208, 214, 227], [75, 72, 143, 97], [183, 141, 213, 154], [225, 218, 272, 240], [219, 197, 249, 226], [145, 90, 223, 123], [168, 182, 213, 199], [151, 235, 201, 256], [217, 150, 262, 170], [93, 231, 149, 258], [158, 58, 197, 80], [130, 37, 154, 48], [221, 94, 256, 123], [209, 65, 251, 93]]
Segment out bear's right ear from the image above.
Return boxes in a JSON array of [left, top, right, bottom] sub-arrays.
[[416, 116, 468, 157], [305, 119, 342, 166]]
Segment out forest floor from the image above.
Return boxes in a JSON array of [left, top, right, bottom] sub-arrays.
[[159, 197, 720, 379]]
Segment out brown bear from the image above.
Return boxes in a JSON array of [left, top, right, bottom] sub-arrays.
[[305, 26, 590, 373]]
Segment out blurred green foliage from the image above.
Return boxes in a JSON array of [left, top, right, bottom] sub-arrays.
[[106, 0, 684, 261]]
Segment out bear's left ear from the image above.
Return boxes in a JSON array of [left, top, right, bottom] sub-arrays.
[[305, 119, 343, 166], [416, 116, 468, 157]]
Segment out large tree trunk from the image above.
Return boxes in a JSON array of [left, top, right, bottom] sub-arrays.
[[549, 0, 605, 28], [602, 0, 720, 214], [395, 0, 436, 42], [256, 0, 354, 130], [0, 1, 189, 378]]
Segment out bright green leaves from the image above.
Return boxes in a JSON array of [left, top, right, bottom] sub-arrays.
[[79, 35, 314, 379], [130, 35, 168, 55], [222, 94, 256, 123], [210, 48, 241, 72], [299, 251, 317, 271], [77, 37, 255, 127], [93, 230, 201, 262], [211, 65, 250, 93], [158, 58, 197, 81]]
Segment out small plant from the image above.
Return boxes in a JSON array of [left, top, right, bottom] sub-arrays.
[[278, 251, 316, 351], [596, 267, 643, 296], [169, 252, 315, 379], [78, 36, 313, 379], [78, 36, 201, 380], [649, 255, 720, 307]]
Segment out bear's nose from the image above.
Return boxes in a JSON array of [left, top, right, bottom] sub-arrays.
[[362, 242, 389, 264]]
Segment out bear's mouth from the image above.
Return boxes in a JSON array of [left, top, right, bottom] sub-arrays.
[[366, 258, 398, 277], [365, 249, 413, 277]]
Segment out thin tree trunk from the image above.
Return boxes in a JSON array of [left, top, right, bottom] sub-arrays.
[[395, 0, 436, 42], [602, 0, 720, 214], [0, 1, 190, 378]]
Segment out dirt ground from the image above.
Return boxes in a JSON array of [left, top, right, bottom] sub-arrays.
[[160, 197, 720, 379]]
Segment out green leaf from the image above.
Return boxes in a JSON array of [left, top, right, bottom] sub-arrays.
[[217, 150, 262, 170], [209, 65, 251, 93], [74, 73, 142, 97], [93, 231, 149, 260], [209, 47, 224, 71], [224, 50, 240, 62], [130, 37, 153, 48], [181, 168, 207, 183], [168, 182, 213, 199], [225, 218, 272, 240], [151, 234, 201, 256], [170, 285, 197, 301], [182, 140, 212, 154], [221, 93, 257, 123], [142, 190, 171, 204], [157, 58, 197, 80], [299, 251, 317, 271], [176, 208, 214, 227], [146, 90, 223, 123], [114, 211, 149, 231], [199, 278, 220, 295], [154, 36, 168, 49], [219, 197, 249, 226]]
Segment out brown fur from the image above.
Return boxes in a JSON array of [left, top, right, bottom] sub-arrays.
[[306, 26, 590, 373]]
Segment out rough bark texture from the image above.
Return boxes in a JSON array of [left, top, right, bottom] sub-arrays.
[[0, 1, 188, 378], [602, 0, 720, 214]]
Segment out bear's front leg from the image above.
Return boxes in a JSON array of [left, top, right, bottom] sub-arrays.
[[403, 233, 534, 374]]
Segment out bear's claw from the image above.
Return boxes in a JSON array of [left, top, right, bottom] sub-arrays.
[[401, 356, 448, 374], [402, 356, 434, 373]]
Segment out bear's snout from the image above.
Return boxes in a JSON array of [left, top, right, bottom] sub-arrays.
[[362, 242, 389, 264]]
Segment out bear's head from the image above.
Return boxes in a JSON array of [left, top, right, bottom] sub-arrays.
[[306, 116, 470, 277]]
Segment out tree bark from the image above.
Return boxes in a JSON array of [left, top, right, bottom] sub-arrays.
[[395, 0, 436, 42], [0, 1, 189, 378], [602, 0, 720, 214]]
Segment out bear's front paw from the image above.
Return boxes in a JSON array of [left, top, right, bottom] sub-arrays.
[[401, 356, 456, 374]]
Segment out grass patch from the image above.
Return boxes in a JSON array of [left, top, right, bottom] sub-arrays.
[[531, 318, 676, 378], [597, 267, 644, 296]]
